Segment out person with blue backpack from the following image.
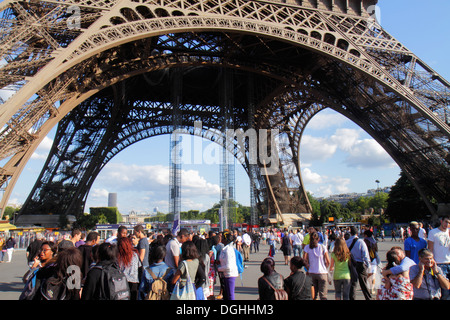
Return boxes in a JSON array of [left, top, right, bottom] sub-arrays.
[[20, 241, 58, 300], [218, 231, 239, 300]]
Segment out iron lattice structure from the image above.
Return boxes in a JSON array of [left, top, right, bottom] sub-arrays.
[[0, 0, 448, 225]]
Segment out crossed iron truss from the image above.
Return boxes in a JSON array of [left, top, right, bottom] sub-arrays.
[[0, 0, 448, 225]]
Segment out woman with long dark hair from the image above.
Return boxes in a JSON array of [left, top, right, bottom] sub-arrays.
[[303, 232, 330, 300], [258, 257, 285, 300], [117, 236, 141, 300], [40, 247, 83, 300], [81, 242, 130, 300], [171, 241, 199, 285]]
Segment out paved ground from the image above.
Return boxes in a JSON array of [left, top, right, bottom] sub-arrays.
[[0, 238, 402, 300]]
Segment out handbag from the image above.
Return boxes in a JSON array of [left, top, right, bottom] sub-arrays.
[[263, 275, 288, 300], [170, 261, 196, 300]]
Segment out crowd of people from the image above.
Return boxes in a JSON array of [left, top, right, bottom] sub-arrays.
[[257, 216, 449, 301], [19, 225, 246, 300], [16, 215, 450, 300]]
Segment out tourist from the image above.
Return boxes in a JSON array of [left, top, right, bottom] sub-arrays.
[[267, 230, 276, 257], [290, 230, 303, 257], [40, 247, 83, 300], [377, 248, 413, 300], [165, 228, 189, 290], [78, 231, 100, 283], [284, 256, 312, 300], [133, 225, 149, 268], [346, 226, 372, 300], [75, 232, 85, 247], [194, 238, 210, 299], [26, 233, 44, 267], [242, 230, 252, 262], [217, 231, 238, 300], [427, 215, 450, 299], [418, 222, 427, 240], [364, 230, 381, 294], [139, 244, 171, 300], [258, 257, 285, 300], [20, 241, 57, 300], [404, 221, 428, 264], [303, 232, 330, 300], [81, 242, 130, 300], [117, 236, 141, 300], [280, 229, 292, 265], [329, 238, 351, 300], [410, 248, 450, 300], [171, 241, 200, 300], [4, 236, 16, 263], [70, 229, 82, 247]]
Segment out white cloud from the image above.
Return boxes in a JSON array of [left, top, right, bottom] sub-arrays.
[[301, 167, 351, 197], [300, 135, 337, 162], [301, 127, 396, 170], [301, 168, 323, 184], [330, 176, 351, 194], [331, 128, 361, 151]]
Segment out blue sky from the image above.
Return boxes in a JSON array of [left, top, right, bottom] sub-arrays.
[[3, 0, 450, 215]]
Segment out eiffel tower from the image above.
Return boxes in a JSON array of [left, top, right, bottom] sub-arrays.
[[0, 0, 448, 227]]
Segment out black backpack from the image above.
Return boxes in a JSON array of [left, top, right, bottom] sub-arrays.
[[40, 276, 67, 300], [94, 263, 130, 300]]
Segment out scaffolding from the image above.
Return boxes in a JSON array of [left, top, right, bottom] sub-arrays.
[[220, 68, 235, 230], [169, 68, 182, 235]]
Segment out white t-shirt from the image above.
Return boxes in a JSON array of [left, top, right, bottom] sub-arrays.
[[419, 228, 427, 240], [428, 227, 450, 264], [164, 238, 181, 269], [304, 244, 328, 274], [290, 232, 303, 246], [242, 233, 252, 246]]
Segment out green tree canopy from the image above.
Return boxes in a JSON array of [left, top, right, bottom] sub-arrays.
[[385, 171, 434, 222]]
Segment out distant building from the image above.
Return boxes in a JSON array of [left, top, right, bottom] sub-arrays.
[[318, 187, 391, 205], [108, 193, 118, 207]]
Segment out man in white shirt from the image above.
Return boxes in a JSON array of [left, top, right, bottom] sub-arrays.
[[290, 230, 303, 257], [242, 231, 252, 262], [164, 228, 189, 282], [427, 215, 450, 300]]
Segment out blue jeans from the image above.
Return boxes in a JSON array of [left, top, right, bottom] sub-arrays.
[[437, 264, 450, 300], [292, 245, 302, 257]]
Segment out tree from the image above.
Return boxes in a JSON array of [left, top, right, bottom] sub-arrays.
[[385, 171, 434, 222], [369, 192, 389, 214], [307, 193, 321, 225], [89, 207, 123, 224]]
